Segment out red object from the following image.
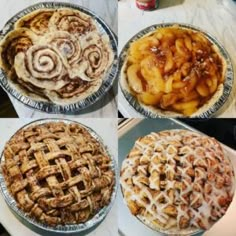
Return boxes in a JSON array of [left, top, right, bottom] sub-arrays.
[[136, 0, 158, 10]]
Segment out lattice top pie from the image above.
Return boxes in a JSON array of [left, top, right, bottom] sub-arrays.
[[0, 8, 114, 104], [120, 129, 235, 233], [1, 122, 115, 226]]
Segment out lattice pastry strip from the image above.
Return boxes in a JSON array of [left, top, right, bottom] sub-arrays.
[[120, 129, 235, 233]]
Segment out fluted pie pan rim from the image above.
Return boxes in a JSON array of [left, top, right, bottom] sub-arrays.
[[0, 2, 118, 114], [0, 118, 118, 234]]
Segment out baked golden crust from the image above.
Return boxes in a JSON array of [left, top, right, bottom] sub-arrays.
[[120, 129, 234, 232], [120, 25, 227, 117], [0, 8, 114, 105], [1, 122, 115, 226]]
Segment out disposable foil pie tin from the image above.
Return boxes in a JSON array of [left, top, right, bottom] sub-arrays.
[[119, 23, 234, 118], [0, 119, 118, 235], [0, 2, 118, 114]]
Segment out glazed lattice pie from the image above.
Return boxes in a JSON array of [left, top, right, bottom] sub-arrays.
[[120, 129, 235, 233], [0, 8, 114, 104], [1, 122, 115, 226]]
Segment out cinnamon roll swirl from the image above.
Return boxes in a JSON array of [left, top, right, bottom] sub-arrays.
[[0, 28, 36, 74], [42, 31, 81, 65], [15, 9, 54, 35], [81, 32, 114, 79], [14, 45, 68, 90], [57, 78, 90, 98], [49, 8, 96, 35], [45, 77, 102, 104]]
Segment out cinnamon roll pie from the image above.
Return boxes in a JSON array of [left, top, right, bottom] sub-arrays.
[[120, 130, 235, 233], [1, 121, 115, 226], [0, 8, 114, 104]]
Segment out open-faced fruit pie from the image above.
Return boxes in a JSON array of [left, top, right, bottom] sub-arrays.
[[120, 25, 227, 117]]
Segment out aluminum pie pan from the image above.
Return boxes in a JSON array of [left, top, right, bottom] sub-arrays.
[[0, 2, 118, 114], [119, 23, 234, 118], [0, 118, 118, 235]]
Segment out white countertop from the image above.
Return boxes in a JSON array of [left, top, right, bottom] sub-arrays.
[[118, 0, 236, 118], [0, 0, 118, 118], [0, 118, 118, 236]]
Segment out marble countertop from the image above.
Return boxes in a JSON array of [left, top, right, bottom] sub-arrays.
[[0, 0, 118, 118], [118, 0, 236, 118], [0, 118, 118, 236]]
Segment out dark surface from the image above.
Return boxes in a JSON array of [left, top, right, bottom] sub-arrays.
[[119, 118, 236, 149], [0, 85, 16, 235], [118, 111, 124, 118], [0, 87, 18, 117], [0, 224, 9, 236], [179, 118, 236, 150], [0, 224, 5, 233]]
